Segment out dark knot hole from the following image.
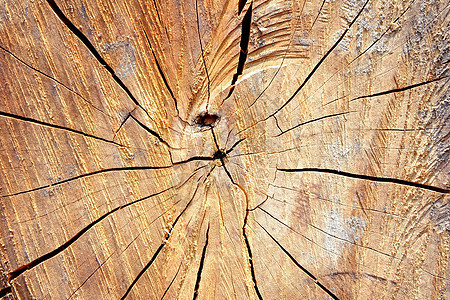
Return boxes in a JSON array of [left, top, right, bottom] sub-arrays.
[[195, 112, 219, 128]]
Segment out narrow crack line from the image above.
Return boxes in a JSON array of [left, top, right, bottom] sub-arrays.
[[226, 138, 246, 155], [64, 192, 183, 299], [274, 115, 283, 133], [319, 3, 449, 108], [262, 181, 425, 233], [67, 251, 114, 299], [151, 0, 171, 42], [275, 111, 352, 137], [6, 185, 175, 282], [45, 0, 154, 120], [349, 0, 416, 64], [349, 76, 448, 102], [0, 286, 12, 297], [255, 204, 392, 277], [63, 170, 203, 300], [268, 183, 406, 221], [142, 26, 179, 114], [193, 224, 210, 299], [121, 183, 201, 299], [311, 0, 327, 30], [224, 128, 235, 149], [114, 108, 136, 137], [213, 129, 263, 299], [256, 221, 339, 300], [238, 0, 247, 15], [0, 45, 108, 117], [228, 179, 263, 299], [257, 206, 334, 255], [256, 203, 447, 280], [129, 114, 173, 148], [161, 263, 183, 300], [243, 211, 263, 299], [2, 166, 170, 198], [277, 168, 449, 194], [248, 53, 287, 108], [249, 0, 307, 108], [195, 0, 211, 108], [203, 165, 216, 183], [211, 128, 221, 151], [265, 0, 369, 120], [222, 2, 253, 104], [0, 110, 123, 147], [3, 156, 212, 198]]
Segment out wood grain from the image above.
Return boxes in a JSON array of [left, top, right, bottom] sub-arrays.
[[0, 0, 448, 299]]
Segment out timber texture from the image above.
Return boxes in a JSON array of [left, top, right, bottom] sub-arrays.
[[0, 0, 449, 299]]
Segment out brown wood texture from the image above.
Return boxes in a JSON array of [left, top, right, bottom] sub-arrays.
[[0, 0, 449, 299]]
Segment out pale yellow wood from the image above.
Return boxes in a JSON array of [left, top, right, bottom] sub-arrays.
[[0, 0, 448, 299]]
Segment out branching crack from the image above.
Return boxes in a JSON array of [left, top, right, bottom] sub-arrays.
[[210, 129, 262, 298]]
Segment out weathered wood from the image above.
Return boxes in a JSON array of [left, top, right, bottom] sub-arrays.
[[0, 0, 448, 299]]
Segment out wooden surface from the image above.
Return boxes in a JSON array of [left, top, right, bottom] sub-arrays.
[[0, 0, 449, 299]]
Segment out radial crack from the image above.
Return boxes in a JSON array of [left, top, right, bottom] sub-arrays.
[[0, 110, 123, 147], [2, 155, 214, 197], [210, 129, 262, 299], [238, 0, 247, 15], [223, 2, 253, 103], [150, 0, 171, 42], [275, 111, 352, 136], [193, 224, 210, 299], [311, 0, 327, 30], [243, 216, 263, 299], [266, 0, 369, 120], [129, 114, 173, 148], [277, 168, 449, 193], [161, 263, 182, 299], [7, 186, 174, 282], [45, 0, 154, 121], [256, 221, 339, 299], [349, 77, 448, 102], [2, 166, 171, 197], [142, 27, 179, 114], [121, 183, 200, 299], [0, 286, 12, 297], [195, 0, 211, 107], [0, 45, 108, 116]]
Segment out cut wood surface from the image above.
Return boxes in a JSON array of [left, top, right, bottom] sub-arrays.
[[0, 0, 449, 299]]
